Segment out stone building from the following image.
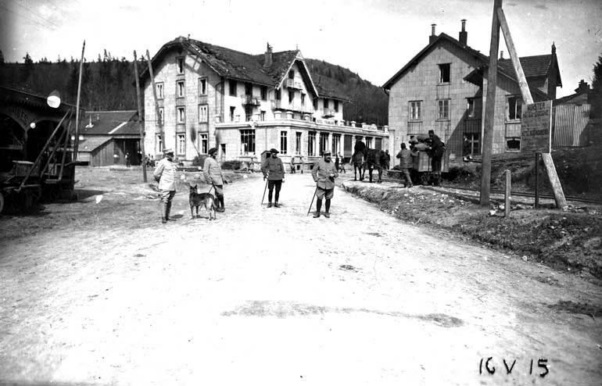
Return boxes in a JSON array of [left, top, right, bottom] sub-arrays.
[[140, 37, 389, 164], [383, 20, 561, 165]]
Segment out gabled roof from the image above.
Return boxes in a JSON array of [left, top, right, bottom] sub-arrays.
[[382, 33, 489, 91], [463, 66, 550, 101], [382, 32, 562, 95], [78, 136, 112, 153], [498, 54, 562, 86], [140, 37, 346, 101], [81, 110, 139, 136]]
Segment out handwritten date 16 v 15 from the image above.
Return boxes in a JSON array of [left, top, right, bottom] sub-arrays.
[[479, 357, 549, 378]]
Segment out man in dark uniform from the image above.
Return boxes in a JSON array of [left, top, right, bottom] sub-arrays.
[[427, 129, 445, 186], [261, 148, 285, 208], [311, 150, 338, 218]]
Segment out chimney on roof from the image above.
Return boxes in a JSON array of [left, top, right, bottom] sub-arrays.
[[500, 50, 504, 59], [551, 42, 556, 55], [459, 19, 467, 46], [429, 24, 437, 44], [575, 79, 590, 94], [264, 43, 273, 68]]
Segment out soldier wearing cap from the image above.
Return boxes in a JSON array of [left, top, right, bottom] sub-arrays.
[[203, 147, 227, 212], [153, 148, 177, 223], [261, 148, 285, 208], [311, 150, 338, 218]]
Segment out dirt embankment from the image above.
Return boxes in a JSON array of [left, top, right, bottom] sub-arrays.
[[342, 181, 602, 283]]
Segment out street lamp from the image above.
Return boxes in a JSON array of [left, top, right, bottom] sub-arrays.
[[47, 90, 61, 109]]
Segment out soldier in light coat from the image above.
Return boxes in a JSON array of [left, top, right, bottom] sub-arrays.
[[153, 148, 177, 223], [261, 148, 285, 208], [311, 150, 339, 218], [203, 147, 227, 212]]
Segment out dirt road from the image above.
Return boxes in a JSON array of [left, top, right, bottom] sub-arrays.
[[1, 168, 601, 385]]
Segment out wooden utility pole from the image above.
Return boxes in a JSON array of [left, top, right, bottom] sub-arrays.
[[146, 50, 163, 152], [74, 40, 85, 163], [133, 50, 147, 182], [480, 0, 502, 207]]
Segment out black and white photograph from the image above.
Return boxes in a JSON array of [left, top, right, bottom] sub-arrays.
[[0, 0, 601, 384]]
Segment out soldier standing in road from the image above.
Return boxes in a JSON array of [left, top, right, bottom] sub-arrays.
[[311, 150, 338, 218], [204, 147, 227, 212], [153, 148, 177, 224], [396, 143, 414, 188], [261, 148, 285, 208]]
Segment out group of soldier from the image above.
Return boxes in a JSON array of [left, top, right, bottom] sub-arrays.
[[396, 129, 445, 188], [152, 147, 338, 223]]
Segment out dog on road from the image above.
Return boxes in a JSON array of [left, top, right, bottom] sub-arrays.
[[189, 185, 217, 220]]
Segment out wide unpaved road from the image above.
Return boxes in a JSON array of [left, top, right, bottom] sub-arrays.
[[1, 171, 601, 385]]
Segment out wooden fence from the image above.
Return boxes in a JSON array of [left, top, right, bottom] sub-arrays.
[[553, 104, 591, 147]]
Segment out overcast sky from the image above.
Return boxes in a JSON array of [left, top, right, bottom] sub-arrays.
[[1, 0, 601, 97]]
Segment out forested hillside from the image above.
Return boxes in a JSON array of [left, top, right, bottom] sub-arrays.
[[0, 53, 388, 125]]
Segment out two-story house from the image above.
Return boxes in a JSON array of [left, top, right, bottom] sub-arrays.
[[383, 20, 561, 165], [140, 37, 389, 164]]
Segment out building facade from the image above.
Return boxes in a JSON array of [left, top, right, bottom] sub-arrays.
[[140, 37, 388, 164], [383, 21, 561, 165]]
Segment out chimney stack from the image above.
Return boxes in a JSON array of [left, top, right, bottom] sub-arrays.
[[500, 51, 504, 59], [264, 43, 273, 68], [459, 19, 467, 46], [575, 79, 590, 94], [429, 24, 437, 44]]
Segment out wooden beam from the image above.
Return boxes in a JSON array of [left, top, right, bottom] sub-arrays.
[[146, 49, 163, 151], [133, 50, 147, 182], [480, 0, 502, 207], [541, 153, 568, 209], [497, 8, 534, 105], [73, 40, 85, 162]]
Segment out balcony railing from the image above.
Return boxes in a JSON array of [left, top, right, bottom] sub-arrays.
[[322, 109, 335, 118], [285, 79, 303, 89], [241, 95, 261, 106]]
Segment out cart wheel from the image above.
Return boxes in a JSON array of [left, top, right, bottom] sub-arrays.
[[0, 192, 4, 214]]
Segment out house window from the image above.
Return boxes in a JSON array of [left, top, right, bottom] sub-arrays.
[[313, 99, 318, 110], [199, 78, 207, 95], [177, 80, 185, 98], [506, 137, 521, 151], [245, 106, 253, 122], [332, 134, 341, 155], [308, 132, 316, 156], [301, 93, 306, 106], [245, 83, 252, 96], [177, 133, 186, 156], [177, 57, 184, 74], [275, 89, 281, 100], [438, 99, 450, 120], [334, 100, 339, 112], [240, 129, 255, 154], [366, 137, 373, 148], [156, 134, 163, 153], [409, 101, 422, 120], [320, 133, 328, 154], [296, 132, 302, 154], [198, 105, 208, 122], [260, 86, 267, 101], [200, 133, 208, 154], [467, 98, 482, 119], [177, 107, 186, 123], [507, 96, 522, 121], [463, 133, 480, 156], [324, 99, 329, 109], [229, 107, 236, 122], [289, 70, 295, 79], [439, 63, 451, 83], [229, 80, 237, 96], [260, 111, 266, 121], [288, 90, 294, 103], [280, 131, 288, 155], [158, 107, 164, 125], [156, 83, 164, 99]]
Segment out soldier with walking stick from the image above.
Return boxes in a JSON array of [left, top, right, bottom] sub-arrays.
[[261, 148, 285, 208], [311, 150, 338, 218]]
